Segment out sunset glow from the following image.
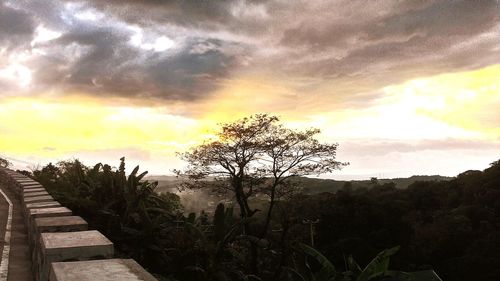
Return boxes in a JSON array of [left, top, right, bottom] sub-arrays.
[[1, 0, 499, 178]]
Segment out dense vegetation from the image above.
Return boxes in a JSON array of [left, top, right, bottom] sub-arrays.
[[286, 160, 500, 281], [5, 115, 498, 281], [20, 158, 500, 280]]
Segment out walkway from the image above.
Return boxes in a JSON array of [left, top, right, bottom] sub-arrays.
[[0, 183, 33, 281]]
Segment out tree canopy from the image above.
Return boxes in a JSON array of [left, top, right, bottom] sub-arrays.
[[0, 156, 11, 168], [178, 114, 348, 224]]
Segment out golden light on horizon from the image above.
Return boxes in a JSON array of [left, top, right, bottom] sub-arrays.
[[383, 65, 500, 140], [1, 65, 499, 175]]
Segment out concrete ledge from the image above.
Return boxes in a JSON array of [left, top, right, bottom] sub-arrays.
[[28, 207, 72, 222], [32, 216, 89, 275], [28, 207, 73, 232], [41, 231, 113, 255], [20, 183, 43, 188], [16, 181, 41, 190], [20, 185, 45, 192], [24, 188, 47, 194], [39, 231, 114, 281], [49, 259, 157, 281], [23, 195, 54, 205], [24, 191, 51, 198], [0, 167, 158, 281], [23, 201, 61, 220], [26, 202, 61, 210], [16, 179, 37, 183], [27, 207, 73, 249], [35, 216, 88, 233]]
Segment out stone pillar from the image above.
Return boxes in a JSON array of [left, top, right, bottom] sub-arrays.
[[38, 231, 114, 281], [32, 216, 89, 276], [49, 259, 158, 281]]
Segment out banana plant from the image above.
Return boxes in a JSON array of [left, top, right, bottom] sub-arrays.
[[213, 203, 235, 241], [286, 244, 439, 281]]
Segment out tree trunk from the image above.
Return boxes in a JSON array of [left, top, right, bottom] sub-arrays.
[[232, 176, 259, 274], [261, 184, 277, 238]]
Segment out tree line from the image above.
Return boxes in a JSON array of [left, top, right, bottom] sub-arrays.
[[4, 115, 496, 280]]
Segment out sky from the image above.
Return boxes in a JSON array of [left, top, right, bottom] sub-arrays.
[[0, 0, 499, 179]]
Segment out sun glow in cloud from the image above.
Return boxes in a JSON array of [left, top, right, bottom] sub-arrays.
[[31, 25, 62, 46], [0, 63, 32, 88], [388, 65, 500, 140], [199, 65, 500, 142]]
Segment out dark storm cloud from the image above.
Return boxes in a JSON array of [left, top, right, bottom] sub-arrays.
[[1, 0, 499, 103], [0, 3, 35, 48], [3, 0, 248, 101], [148, 39, 241, 100], [87, 0, 272, 32], [32, 22, 245, 100], [280, 1, 500, 76]]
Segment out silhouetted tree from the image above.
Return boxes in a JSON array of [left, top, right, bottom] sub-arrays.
[[0, 156, 11, 168], [177, 114, 347, 273]]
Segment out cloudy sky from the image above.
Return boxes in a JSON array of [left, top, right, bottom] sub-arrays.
[[0, 0, 499, 179]]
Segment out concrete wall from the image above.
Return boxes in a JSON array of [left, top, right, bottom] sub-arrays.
[[0, 167, 158, 281]]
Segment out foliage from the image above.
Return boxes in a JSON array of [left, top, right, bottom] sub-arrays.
[[31, 158, 183, 277], [177, 114, 347, 273], [285, 244, 429, 281], [24, 154, 471, 280], [21, 117, 498, 280], [0, 156, 11, 168], [286, 160, 500, 281]]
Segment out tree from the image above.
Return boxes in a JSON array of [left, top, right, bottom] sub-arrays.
[[177, 114, 347, 272], [0, 156, 11, 168], [178, 114, 346, 224]]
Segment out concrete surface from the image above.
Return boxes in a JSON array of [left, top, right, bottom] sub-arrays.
[[24, 202, 60, 210], [34, 217, 88, 234], [23, 189, 46, 194], [0, 183, 34, 281], [39, 231, 114, 281], [49, 259, 157, 281], [0, 168, 156, 281], [23, 196, 54, 205], [23, 192, 50, 199]]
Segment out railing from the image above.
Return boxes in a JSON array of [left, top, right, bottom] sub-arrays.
[[0, 167, 158, 281]]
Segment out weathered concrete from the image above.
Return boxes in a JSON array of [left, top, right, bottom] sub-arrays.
[[23, 201, 60, 219], [23, 188, 47, 194], [18, 184, 44, 195], [23, 196, 54, 205], [20, 183, 43, 188], [19, 183, 42, 187], [23, 192, 50, 199], [0, 182, 34, 281], [25, 202, 61, 210], [31, 217, 89, 277], [28, 208, 72, 223], [49, 259, 157, 281], [14, 180, 36, 183], [20, 186, 44, 194], [39, 231, 114, 281], [27, 208, 73, 250], [40, 231, 113, 255], [0, 167, 157, 281], [11, 176, 28, 181], [34, 217, 88, 234]]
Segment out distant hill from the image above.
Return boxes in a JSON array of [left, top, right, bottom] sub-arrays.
[[147, 174, 453, 194], [296, 175, 454, 194], [147, 175, 454, 213]]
